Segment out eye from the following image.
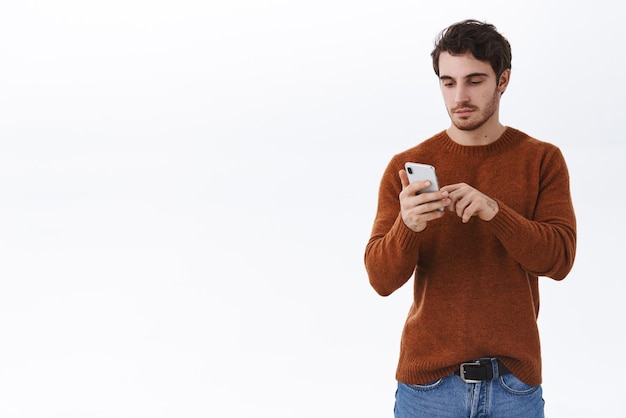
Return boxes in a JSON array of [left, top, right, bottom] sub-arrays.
[[467, 77, 486, 85]]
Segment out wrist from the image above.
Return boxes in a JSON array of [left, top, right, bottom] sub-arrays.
[[484, 198, 499, 221]]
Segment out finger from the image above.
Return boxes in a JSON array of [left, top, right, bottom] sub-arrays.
[[406, 205, 445, 225], [418, 190, 449, 210], [462, 202, 478, 223], [455, 196, 470, 219], [399, 169, 409, 189], [400, 170, 434, 195], [440, 183, 463, 193], [456, 202, 466, 219], [441, 187, 462, 207], [446, 198, 456, 213]]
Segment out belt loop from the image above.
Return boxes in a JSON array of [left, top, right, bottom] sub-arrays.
[[491, 358, 500, 379]]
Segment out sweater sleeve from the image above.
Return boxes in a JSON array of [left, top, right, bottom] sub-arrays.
[[488, 148, 577, 280], [364, 157, 423, 296]]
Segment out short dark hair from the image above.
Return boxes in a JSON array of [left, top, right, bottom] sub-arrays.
[[431, 19, 512, 79]]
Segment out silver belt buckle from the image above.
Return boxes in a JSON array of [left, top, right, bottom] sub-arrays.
[[459, 361, 482, 384]]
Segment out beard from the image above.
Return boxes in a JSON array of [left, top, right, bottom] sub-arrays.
[[449, 89, 500, 131]]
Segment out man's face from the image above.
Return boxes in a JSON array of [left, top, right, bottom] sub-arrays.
[[438, 52, 508, 131]]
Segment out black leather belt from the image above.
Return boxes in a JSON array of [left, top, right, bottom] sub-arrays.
[[453, 359, 511, 383]]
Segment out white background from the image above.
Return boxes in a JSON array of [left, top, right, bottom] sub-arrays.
[[0, 1, 624, 417]]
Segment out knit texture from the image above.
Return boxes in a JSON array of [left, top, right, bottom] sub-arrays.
[[364, 127, 576, 386]]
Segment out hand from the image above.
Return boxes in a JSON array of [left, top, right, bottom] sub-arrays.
[[399, 170, 450, 232], [440, 183, 499, 223]]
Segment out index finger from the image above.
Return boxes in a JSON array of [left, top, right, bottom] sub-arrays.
[[399, 169, 410, 189], [440, 183, 462, 193]]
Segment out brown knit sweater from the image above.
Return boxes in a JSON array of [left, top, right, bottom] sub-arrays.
[[364, 127, 576, 386]]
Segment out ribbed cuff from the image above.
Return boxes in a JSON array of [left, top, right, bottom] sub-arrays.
[[392, 214, 422, 250], [487, 199, 520, 238]]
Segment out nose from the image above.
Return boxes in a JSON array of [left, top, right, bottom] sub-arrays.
[[454, 85, 469, 103]]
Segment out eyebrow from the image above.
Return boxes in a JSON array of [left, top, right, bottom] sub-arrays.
[[439, 72, 490, 81]]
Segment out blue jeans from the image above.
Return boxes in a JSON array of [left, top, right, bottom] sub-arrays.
[[394, 359, 544, 418]]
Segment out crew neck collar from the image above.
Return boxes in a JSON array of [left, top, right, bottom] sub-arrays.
[[437, 127, 519, 155]]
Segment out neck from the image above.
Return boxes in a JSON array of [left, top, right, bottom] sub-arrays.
[[447, 119, 507, 146]]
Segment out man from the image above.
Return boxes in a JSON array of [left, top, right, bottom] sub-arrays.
[[364, 19, 576, 417]]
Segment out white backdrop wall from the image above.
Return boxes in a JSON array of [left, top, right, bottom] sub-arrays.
[[0, 1, 623, 417]]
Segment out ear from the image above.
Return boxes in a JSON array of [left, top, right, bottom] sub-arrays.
[[497, 69, 511, 94]]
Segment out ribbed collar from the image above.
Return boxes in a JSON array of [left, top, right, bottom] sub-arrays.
[[436, 127, 521, 156]]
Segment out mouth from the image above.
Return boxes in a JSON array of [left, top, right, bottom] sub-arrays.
[[454, 108, 475, 117]]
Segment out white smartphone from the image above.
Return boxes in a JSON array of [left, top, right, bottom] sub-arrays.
[[404, 162, 443, 212], [405, 162, 440, 193]]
